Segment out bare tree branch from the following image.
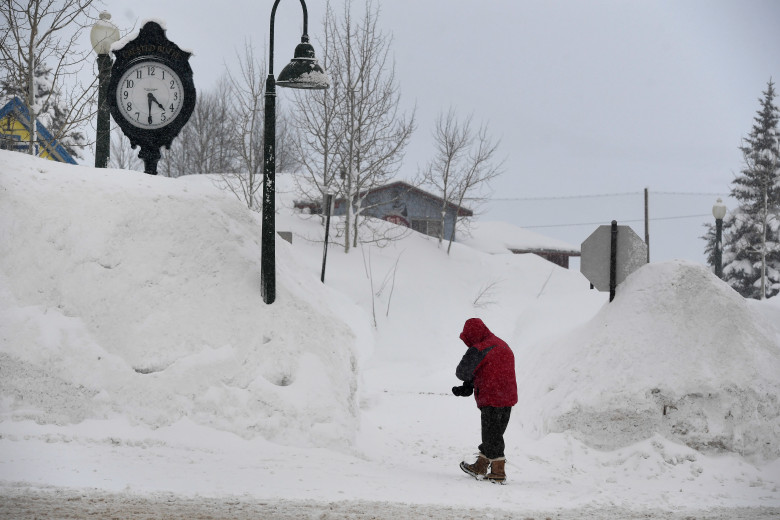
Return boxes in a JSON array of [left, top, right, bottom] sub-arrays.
[[418, 107, 505, 254], [291, 0, 415, 251]]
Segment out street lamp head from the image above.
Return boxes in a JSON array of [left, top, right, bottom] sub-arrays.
[[712, 198, 727, 220], [90, 12, 120, 55], [276, 36, 330, 90]]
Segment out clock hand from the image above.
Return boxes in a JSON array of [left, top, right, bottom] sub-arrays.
[[149, 93, 166, 111], [147, 93, 153, 124]]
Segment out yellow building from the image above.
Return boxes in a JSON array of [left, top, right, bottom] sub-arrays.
[[0, 97, 77, 164]]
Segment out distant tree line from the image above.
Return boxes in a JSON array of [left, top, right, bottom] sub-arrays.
[[703, 79, 780, 299]]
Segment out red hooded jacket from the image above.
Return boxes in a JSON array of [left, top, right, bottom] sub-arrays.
[[456, 318, 518, 408]]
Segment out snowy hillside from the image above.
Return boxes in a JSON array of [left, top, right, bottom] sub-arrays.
[[1, 151, 779, 518]]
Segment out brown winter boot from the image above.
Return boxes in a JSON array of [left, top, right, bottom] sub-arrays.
[[459, 453, 490, 479], [486, 457, 507, 483]]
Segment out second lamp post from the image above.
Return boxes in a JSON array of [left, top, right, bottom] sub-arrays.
[[712, 198, 727, 279], [262, 0, 330, 304], [90, 12, 120, 168]]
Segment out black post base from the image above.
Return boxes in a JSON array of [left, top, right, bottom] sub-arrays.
[[139, 146, 161, 175]]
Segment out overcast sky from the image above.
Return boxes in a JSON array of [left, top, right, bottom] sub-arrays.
[[99, 0, 780, 265]]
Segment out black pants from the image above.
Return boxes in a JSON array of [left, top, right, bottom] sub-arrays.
[[478, 406, 512, 459]]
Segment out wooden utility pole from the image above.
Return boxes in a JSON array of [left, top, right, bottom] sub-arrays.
[[644, 187, 650, 263]]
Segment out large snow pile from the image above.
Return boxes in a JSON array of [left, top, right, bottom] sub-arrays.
[[516, 260, 780, 460], [0, 152, 360, 448]]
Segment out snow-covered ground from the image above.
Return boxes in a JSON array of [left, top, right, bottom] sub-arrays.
[[1, 150, 779, 518]]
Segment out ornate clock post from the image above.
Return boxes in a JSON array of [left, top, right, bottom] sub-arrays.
[[107, 21, 196, 175]]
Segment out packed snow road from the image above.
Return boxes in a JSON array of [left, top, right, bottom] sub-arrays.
[[1, 487, 778, 520]]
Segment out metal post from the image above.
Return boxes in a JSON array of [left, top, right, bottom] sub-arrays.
[[321, 193, 333, 283], [139, 146, 161, 175], [261, 74, 277, 304], [95, 53, 112, 168], [609, 220, 618, 302], [261, 0, 325, 304], [714, 217, 723, 279]]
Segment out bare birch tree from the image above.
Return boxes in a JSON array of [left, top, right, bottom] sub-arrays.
[[292, 0, 415, 252], [0, 0, 98, 159], [419, 107, 504, 254], [337, 0, 415, 251], [289, 1, 345, 221]]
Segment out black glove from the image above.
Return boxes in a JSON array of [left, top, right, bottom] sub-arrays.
[[451, 381, 474, 397]]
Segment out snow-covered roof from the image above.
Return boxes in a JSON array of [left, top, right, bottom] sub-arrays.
[[461, 220, 580, 255], [0, 97, 77, 164]]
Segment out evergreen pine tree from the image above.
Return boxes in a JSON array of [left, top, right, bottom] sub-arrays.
[[722, 79, 780, 299]]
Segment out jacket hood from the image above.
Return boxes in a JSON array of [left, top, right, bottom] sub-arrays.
[[459, 318, 492, 347]]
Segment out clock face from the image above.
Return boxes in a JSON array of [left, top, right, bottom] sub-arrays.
[[115, 61, 184, 129]]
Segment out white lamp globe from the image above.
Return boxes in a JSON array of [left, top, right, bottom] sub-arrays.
[[712, 198, 727, 220], [90, 12, 120, 55]]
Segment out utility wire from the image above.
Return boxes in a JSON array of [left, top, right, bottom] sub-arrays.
[[522, 213, 712, 229], [476, 190, 729, 202], [486, 191, 642, 201], [651, 191, 729, 196], [471, 190, 728, 229]]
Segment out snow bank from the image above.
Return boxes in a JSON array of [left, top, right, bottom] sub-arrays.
[[0, 152, 360, 448], [516, 260, 780, 460]]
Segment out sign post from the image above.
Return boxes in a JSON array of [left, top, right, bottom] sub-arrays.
[[581, 221, 648, 301], [321, 193, 334, 283]]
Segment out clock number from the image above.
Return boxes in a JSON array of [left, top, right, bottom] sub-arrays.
[[123, 91, 129, 100], [173, 92, 178, 101], [134, 112, 140, 121], [136, 70, 142, 79], [169, 103, 175, 111], [126, 102, 132, 111], [161, 113, 166, 122], [148, 66, 155, 76], [170, 80, 176, 89], [125, 80, 134, 88], [161, 70, 166, 80]]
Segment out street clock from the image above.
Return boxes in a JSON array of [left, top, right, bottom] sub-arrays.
[[108, 20, 195, 174]]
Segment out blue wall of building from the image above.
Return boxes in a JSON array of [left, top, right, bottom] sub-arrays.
[[332, 184, 462, 242]]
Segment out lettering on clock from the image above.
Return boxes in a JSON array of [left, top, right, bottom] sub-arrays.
[[119, 44, 183, 63]]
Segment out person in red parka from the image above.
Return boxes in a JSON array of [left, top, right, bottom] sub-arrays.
[[452, 318, 517, 483]]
